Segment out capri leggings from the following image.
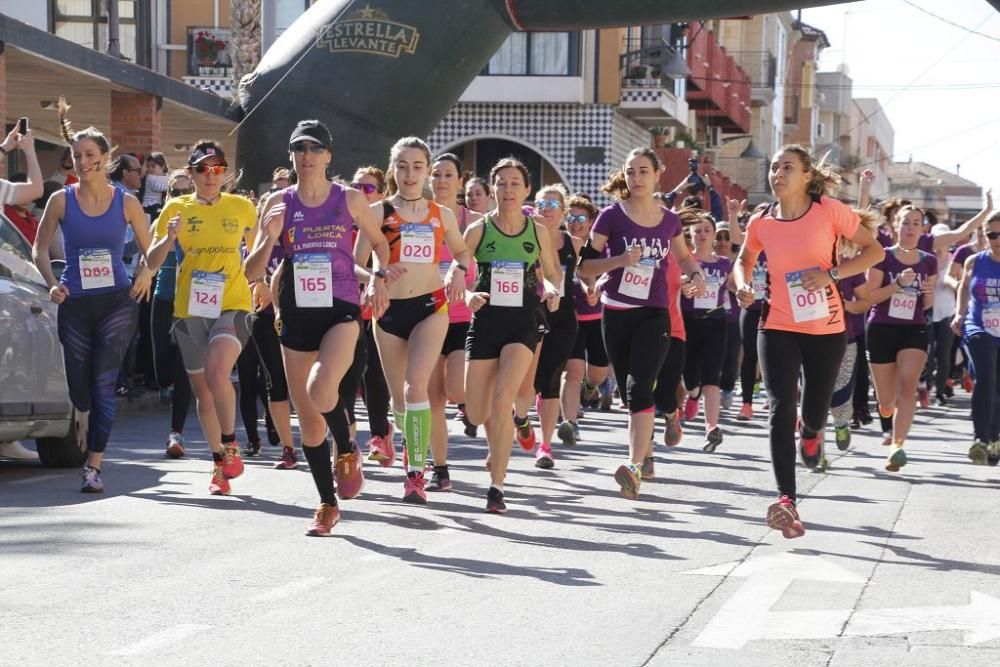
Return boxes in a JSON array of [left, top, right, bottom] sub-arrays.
[[739, 309, 762, 404], [361, 320, 392, 438], [338, 330, 367, 427], [683, 315, 727, 390], [720, 319, 741, 393], [759, 329, 846, 502], [570, 318, 609, 366], [236, 339, 270, 443], [535, 308, 578, 399], [251, 312, 288, 403], [653, 337, 686, 414], [601, 307, 671, 414], [57, 288, 138, 454], [966, 333, 1000, 442], [829, 339, 859, 428], [150, 297, 191, 434]]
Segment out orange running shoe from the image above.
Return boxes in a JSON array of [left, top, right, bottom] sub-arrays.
[[305, 502, 340, 536], [221, 443, 244, 479]]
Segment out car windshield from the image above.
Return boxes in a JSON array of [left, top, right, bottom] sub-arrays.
[[0, 212, 46, 285]]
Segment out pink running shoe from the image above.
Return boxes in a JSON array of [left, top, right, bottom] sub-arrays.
[[334, 443, 365, 500], [366, 433, 395, 468], [274, 446, 298, 470], [534, 443, 554, 469], [683, 396, 700, 422], [767, 495, 805, 539], [402, 472, 427, 504], [737, 403, 753, 421]]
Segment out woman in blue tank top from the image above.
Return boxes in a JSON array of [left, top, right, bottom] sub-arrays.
[[32, 98, 153, 493], [952, 197, 1000, 465]]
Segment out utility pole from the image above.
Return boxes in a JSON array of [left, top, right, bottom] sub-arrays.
[[107, 0, 122, 59]]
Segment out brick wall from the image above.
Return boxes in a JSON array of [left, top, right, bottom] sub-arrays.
[[109, 91, 161, 158]]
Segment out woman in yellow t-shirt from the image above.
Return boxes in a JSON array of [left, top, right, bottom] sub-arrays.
[[147, 141, 257, 496]]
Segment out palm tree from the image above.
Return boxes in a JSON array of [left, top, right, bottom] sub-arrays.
[[230, 0, 262, 95]]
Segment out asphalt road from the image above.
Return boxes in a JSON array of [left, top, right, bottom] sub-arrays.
[[2, 392, 999, 666]]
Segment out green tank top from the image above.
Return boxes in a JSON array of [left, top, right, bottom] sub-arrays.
[[473, 215, 541, 301]]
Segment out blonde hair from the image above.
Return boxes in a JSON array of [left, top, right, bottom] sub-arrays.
[[839, 208, 881, 256], [775, 144, 841, 198], [385, 137, 431, 197], [536, 183, 569, 208]]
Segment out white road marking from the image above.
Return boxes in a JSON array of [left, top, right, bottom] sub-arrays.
[[107, 624, 210, 656], [845, 591, 1000, 645], [251, 576, 328, 602]]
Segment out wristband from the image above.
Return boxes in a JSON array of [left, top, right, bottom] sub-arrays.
[[373, 269, 387, 280], [453, 262, 467, 273]]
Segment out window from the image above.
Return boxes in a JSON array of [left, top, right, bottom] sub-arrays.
[[53, 0, 138, 62], [484, 32, 580, 76]]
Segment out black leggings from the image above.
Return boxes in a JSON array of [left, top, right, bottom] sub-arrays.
[[926, 318, 954, 396], [361, 320, 391, 437], [852, 330, 872, 413], [236, 338, 270, 443], [720, 319, 741, 392], [654, 337, 686, 414], [151, 297, 192, 434], [683, 315, 727, 390], [535, 309, 578, 399], [966, 333, 1000, 442], [252, 313, 288, 402], [759, 329, 846, 501], [739, 309, 762, 404], [57, 289, 138, 454], [602, 307, 671, 414], [338, 330, 366, 426]]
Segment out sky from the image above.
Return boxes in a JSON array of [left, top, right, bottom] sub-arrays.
[[800, 0, 999, 199]]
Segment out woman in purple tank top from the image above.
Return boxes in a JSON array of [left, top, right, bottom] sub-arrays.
[[32, 99, 152, 493]]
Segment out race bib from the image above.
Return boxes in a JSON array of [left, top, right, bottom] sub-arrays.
[[752, 263, 767, 300], [189, 270, 224, 318], [490, 260, 523, 307], [785, 270, 829, 323], [620, 258, 655, 300], [982, 303, 1000, 337], [559, 264, 568, 298], [293, 253, 332, 308], [888, 287, 918, 321], [80, 248, 115, 290], [400, 223, 435, 264], [695, 274, 721, 310]]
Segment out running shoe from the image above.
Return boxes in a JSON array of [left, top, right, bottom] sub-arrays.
[[721, 390, 733, 411], [963, 372, 974, 393], [557, 420, 577, 447], [454, 406, 467, 423], [598, 384, 613, 412], [988, 441, 1000, 467], [885, 445, 907, 472], [486, 486, 507, 513], [366, 425, 396, 468], [222, 443, 244, 479], [683, 396, 700, 422], [305, 502, 340, 537], [703, 427, 723, 453], [737, 403, 753, 421], [917, 386, 930, 409], [641, 456, 655, 480], [943, 381, 955, 398], [333, 443, 365, 500], [242, 439, 262, 458], [534, 443, 554, 469], [614, 463, 641, 500], [858, 409, 874, 426], [80, 466, 103, 493], [880, 432, 892, 447], [165, 431, 186, 459], [834, 425, 852, 451], [402, 472, 427, 504], [462, 412, 478, 439], [265, 413, 281, 446], [209, 464, 230, 495], [427, 466, 452, 492], [274, 446, 299, 470], [664, 412, 682, 447], [968, 440, 989, 465], [766, 495, 805, 539], [799, 431, 823, 470], [576, 406, 585, 420], [515, 416, 536, 452], [935, 393, 949, 407]]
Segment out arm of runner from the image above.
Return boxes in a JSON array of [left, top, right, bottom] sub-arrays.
[[245, 193, 284, 281], [951, 255, 975, 335], [576, 231, 639, 278], [462, 220, 489, 311], [726, 197, 746, 247], [844, 280, 872, 314], [123, 193, 153, 301], [858, 169, 874, 210], [441, 205, 472, 305], [535, 220, 562, 312], [356, 193, 394, 318], [669, 231, 705, 293], [32, 189, 69, 303], [146, 203, 180, 274], [933, 189, 993, 251], [806, 222, 884, 292]]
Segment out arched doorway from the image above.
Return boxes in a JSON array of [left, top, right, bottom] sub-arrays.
[[437, 136, 571, 194]]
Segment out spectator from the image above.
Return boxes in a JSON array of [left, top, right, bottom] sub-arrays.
[[47, 147, 78, 185], [0, 125, 43, 206], [140, 152, 169, 220], [4, 173, 41, 243], [271, 166, 292, 190]]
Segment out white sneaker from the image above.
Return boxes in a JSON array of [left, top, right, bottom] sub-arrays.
[[0, 441, 38, 460], [721, 390, 733, 411]]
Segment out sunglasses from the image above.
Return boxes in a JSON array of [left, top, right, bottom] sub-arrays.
[[193, 164, 226, 175], [566, 214, 589, 225], [535, 199, 561, 211], [987, 231, 1000, 240], [169, 188, 194, 197], [351, 182, 379, 195], [716, 233, 730, 241], [290, 142, 327, 154]]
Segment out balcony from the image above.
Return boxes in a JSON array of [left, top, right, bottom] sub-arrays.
[[684, 25, 751, 134], [617, 38, 689, 129], [181, 27, 234, 99], [728, 51, 776, 106]]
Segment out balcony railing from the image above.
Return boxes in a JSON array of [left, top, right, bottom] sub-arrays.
[[619, 37, 684, 89], [684, 25, 751, 133], [728, 51, 776, 90]]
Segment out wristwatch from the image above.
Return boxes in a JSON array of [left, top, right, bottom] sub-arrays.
[[828, 268, 841, 284], [373, 269, 387, 280]]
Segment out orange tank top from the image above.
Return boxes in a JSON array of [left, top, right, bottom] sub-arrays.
[[381, 200, 447, 265]]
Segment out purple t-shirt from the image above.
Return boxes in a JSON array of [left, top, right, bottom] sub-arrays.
[[917, 232, 934, 253], [838, 272, 866, 340], [681, 255, 731, 318], [952, 243, 977, 270], [868, 248, 938, 326], [877, 227, 894, 248], [279, 183, 358, 305], [747, 250, 768, 312], [573, 278, 602, 319], [592, 202, 681, 309]]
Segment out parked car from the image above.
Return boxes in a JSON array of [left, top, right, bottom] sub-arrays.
[[0, 210, 81, 467]]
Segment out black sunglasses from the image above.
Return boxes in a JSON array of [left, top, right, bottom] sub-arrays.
[[716, 232, 730, 241], [351, 182, 378, 195], [987, 231, 1000, 240], [169, 188, 194, 197], [290, 142, 326, 154]]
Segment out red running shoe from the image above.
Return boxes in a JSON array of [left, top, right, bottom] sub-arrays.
[[737, 403, 753, 421], [515, 417, 536, 452], [402, 472, 427, 504], [683, 396, 700, 422], [221, 443, 244, 479], [305, 502, 340, 537], [274, 446, 298, 470], [767, 495, 805, 539], [917, 386, 930, 409], [209, 464, 230, 496], [799, 431, 823, 470], [333, 443, 365, 500]]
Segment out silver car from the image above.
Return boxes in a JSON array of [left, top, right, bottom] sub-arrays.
[[0, 211, 83, 467]]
